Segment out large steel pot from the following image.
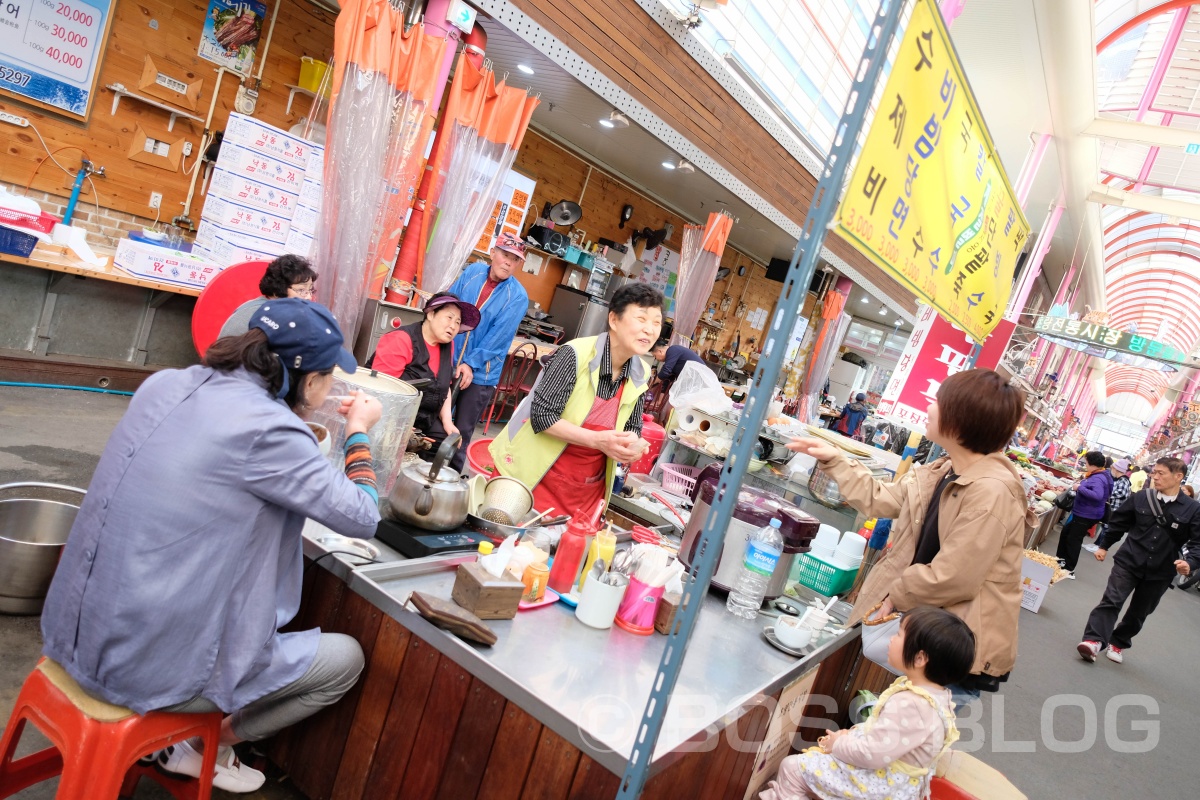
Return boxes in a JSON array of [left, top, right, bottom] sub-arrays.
[[0, 482, 86, 615], [387, 434, 470, 531]]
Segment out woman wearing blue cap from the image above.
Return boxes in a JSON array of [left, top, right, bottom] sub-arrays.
[[40, 298, 383, 793]]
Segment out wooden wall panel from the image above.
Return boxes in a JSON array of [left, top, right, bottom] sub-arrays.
[[434, 679, 509, 800], [401, 658, 474, 799], [511, 0, 918, 315], [0, 1, 335, 222]]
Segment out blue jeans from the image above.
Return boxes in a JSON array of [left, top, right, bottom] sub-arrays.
[[947, 683, 981, 710]]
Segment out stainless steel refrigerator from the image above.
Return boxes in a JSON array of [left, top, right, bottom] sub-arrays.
[[549, 285, 610, 341]]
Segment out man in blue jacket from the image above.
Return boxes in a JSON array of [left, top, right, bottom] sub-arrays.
[[1056, 450, 1113, 578], [446, 232, 529, 470]]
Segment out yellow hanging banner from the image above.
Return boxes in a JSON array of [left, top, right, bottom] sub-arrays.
[[836, 0, 1030, 343]]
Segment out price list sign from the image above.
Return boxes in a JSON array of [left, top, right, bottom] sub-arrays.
[[0, 0, 113, 118], [836, 0, 1029, 343]]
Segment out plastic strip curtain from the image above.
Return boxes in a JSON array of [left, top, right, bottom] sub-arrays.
[[799, 284, 850, 420], [672, 212, 732, 345], [313, 0, 442, 342], [801, 312, 853, 422], [420, 55, 538, 293]]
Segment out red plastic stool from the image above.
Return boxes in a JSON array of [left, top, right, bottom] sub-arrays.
[[0, 658, 222, 799]]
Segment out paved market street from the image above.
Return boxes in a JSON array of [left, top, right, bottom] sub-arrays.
[[3, 385, 1200, 798]]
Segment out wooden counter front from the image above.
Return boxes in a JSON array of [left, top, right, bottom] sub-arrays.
[[269, 566, 782, 800]]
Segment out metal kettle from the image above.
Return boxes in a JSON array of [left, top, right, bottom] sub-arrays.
[[387, 434, 469, 531]]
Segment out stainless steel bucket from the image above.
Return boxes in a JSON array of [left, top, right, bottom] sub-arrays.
[[0, 482, 85, 615]]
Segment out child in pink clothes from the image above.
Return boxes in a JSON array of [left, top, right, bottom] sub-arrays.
[[761, 607, 974, 800]]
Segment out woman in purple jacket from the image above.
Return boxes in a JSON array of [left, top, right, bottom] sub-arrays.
[[1056, 451, 1114, 578]]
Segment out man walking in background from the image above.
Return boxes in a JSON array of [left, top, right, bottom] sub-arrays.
[[1078, 457, 1200, 664], [446, 233, 529, 471]]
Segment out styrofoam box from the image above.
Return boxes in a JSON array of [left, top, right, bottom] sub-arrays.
[[290, 203, 320, 236], [209, 169, 299, 218], [216, 143, 306, 194], [114, 238, 222, 289], [1020, 557, 1054, 613], [224, 113, 313, 168], [194, 220, 217, 249], [299, 176, 323, 208], [202, 196, 290, 244], [284, 227, 314, 258]]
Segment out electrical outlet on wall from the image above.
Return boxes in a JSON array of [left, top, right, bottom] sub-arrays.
[[0, 111, 29, 127], [183, 142, 193, 157], [149, 192, 162, 210]]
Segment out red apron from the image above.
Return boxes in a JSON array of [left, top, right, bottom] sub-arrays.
[[533, 384, 625, 517]]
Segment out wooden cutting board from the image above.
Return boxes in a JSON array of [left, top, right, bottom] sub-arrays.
[[409, 591, 497, 646]]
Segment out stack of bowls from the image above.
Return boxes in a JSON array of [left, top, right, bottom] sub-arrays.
[[809, 524, 840, 561], [832, 530, 867, 570]]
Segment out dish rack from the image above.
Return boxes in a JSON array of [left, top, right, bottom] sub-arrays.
[[659, 463, 702, 496]]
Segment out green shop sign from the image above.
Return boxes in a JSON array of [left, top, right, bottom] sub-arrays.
[[1033, 316, 1197, 372]]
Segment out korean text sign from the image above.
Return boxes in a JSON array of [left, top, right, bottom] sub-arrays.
[[878, 305, 1011, 431], [836, 0, 1029, 343]]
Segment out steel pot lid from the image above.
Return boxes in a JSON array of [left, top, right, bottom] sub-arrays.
[[332, 366, 418, 396], [697, 480, 818, 547]]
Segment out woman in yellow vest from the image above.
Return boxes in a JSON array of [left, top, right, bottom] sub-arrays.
[[490, 284, 665, 516]]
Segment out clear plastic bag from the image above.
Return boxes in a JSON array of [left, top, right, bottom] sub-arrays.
[[668, 362, 732, 416]]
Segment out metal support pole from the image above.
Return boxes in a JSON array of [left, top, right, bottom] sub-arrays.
[[613, 0, 907, 796]]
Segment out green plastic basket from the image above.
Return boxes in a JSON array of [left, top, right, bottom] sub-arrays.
[[795, 552, 859, 597]]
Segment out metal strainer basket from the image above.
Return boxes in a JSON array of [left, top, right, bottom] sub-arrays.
[[482, 476, 533, 521]]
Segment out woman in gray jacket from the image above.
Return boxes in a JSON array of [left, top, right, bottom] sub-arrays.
[[41, 299, 382, 793]]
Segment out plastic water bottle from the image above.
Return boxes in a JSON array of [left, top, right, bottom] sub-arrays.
[[726, 519, 784, 619]]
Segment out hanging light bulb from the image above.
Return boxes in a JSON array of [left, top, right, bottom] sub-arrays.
[[878, 305, 888, 316]]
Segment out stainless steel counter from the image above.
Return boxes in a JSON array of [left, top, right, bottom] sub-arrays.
[[301, 519, 858, 776]]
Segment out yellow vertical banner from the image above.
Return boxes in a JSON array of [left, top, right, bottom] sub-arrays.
[[836, 0, 1030, 343]]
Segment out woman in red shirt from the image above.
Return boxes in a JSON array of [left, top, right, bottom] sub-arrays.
[[371, 293, 481, 455]]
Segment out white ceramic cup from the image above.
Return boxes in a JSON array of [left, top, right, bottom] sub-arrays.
[[798, 608, 831, 632], [774, 615, 814, 649], [307, 422, 332, 457], [575, 573, 629, 629]]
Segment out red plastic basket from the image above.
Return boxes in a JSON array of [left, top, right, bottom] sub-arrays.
[[467, 437, 497, 477], [0, 207, 58, 234]]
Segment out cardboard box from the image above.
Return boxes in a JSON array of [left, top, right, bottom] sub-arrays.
[[289, 203, 321, 236], [284, 227, 314, 258], [224, 112, 313, 168], [299, 176, 323, 208], [209, 169, 299, 217], [201, 196, 290, 244], [206, 231, 286, 267], [215, 143, 306, 194], [1020, 557, 1055, 613], [113, 238, 222, 288]]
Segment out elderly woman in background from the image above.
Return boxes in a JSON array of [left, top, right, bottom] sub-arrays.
[[219, 255, 319, 339], [788, 369, 1031, 706]]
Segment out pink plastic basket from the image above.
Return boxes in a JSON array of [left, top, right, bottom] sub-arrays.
[[659, 463, 702, 496]]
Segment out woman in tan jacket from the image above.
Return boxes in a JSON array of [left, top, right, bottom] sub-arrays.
[[788, 369, 1032, 705]]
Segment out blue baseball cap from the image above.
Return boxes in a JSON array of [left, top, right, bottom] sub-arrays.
[[250, 298, 357, 374]]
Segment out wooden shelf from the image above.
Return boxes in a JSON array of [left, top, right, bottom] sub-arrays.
[[106, 85, 202, 132]]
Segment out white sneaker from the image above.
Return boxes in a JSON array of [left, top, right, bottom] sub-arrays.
[[1106, 646, 1124, 664], [1082, 543, 1099, 553], [1067, 571, 1076, 580], [157, 739, 266, 793]]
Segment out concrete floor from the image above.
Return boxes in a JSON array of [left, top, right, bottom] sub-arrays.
[[3, 384, 1200, 798]]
